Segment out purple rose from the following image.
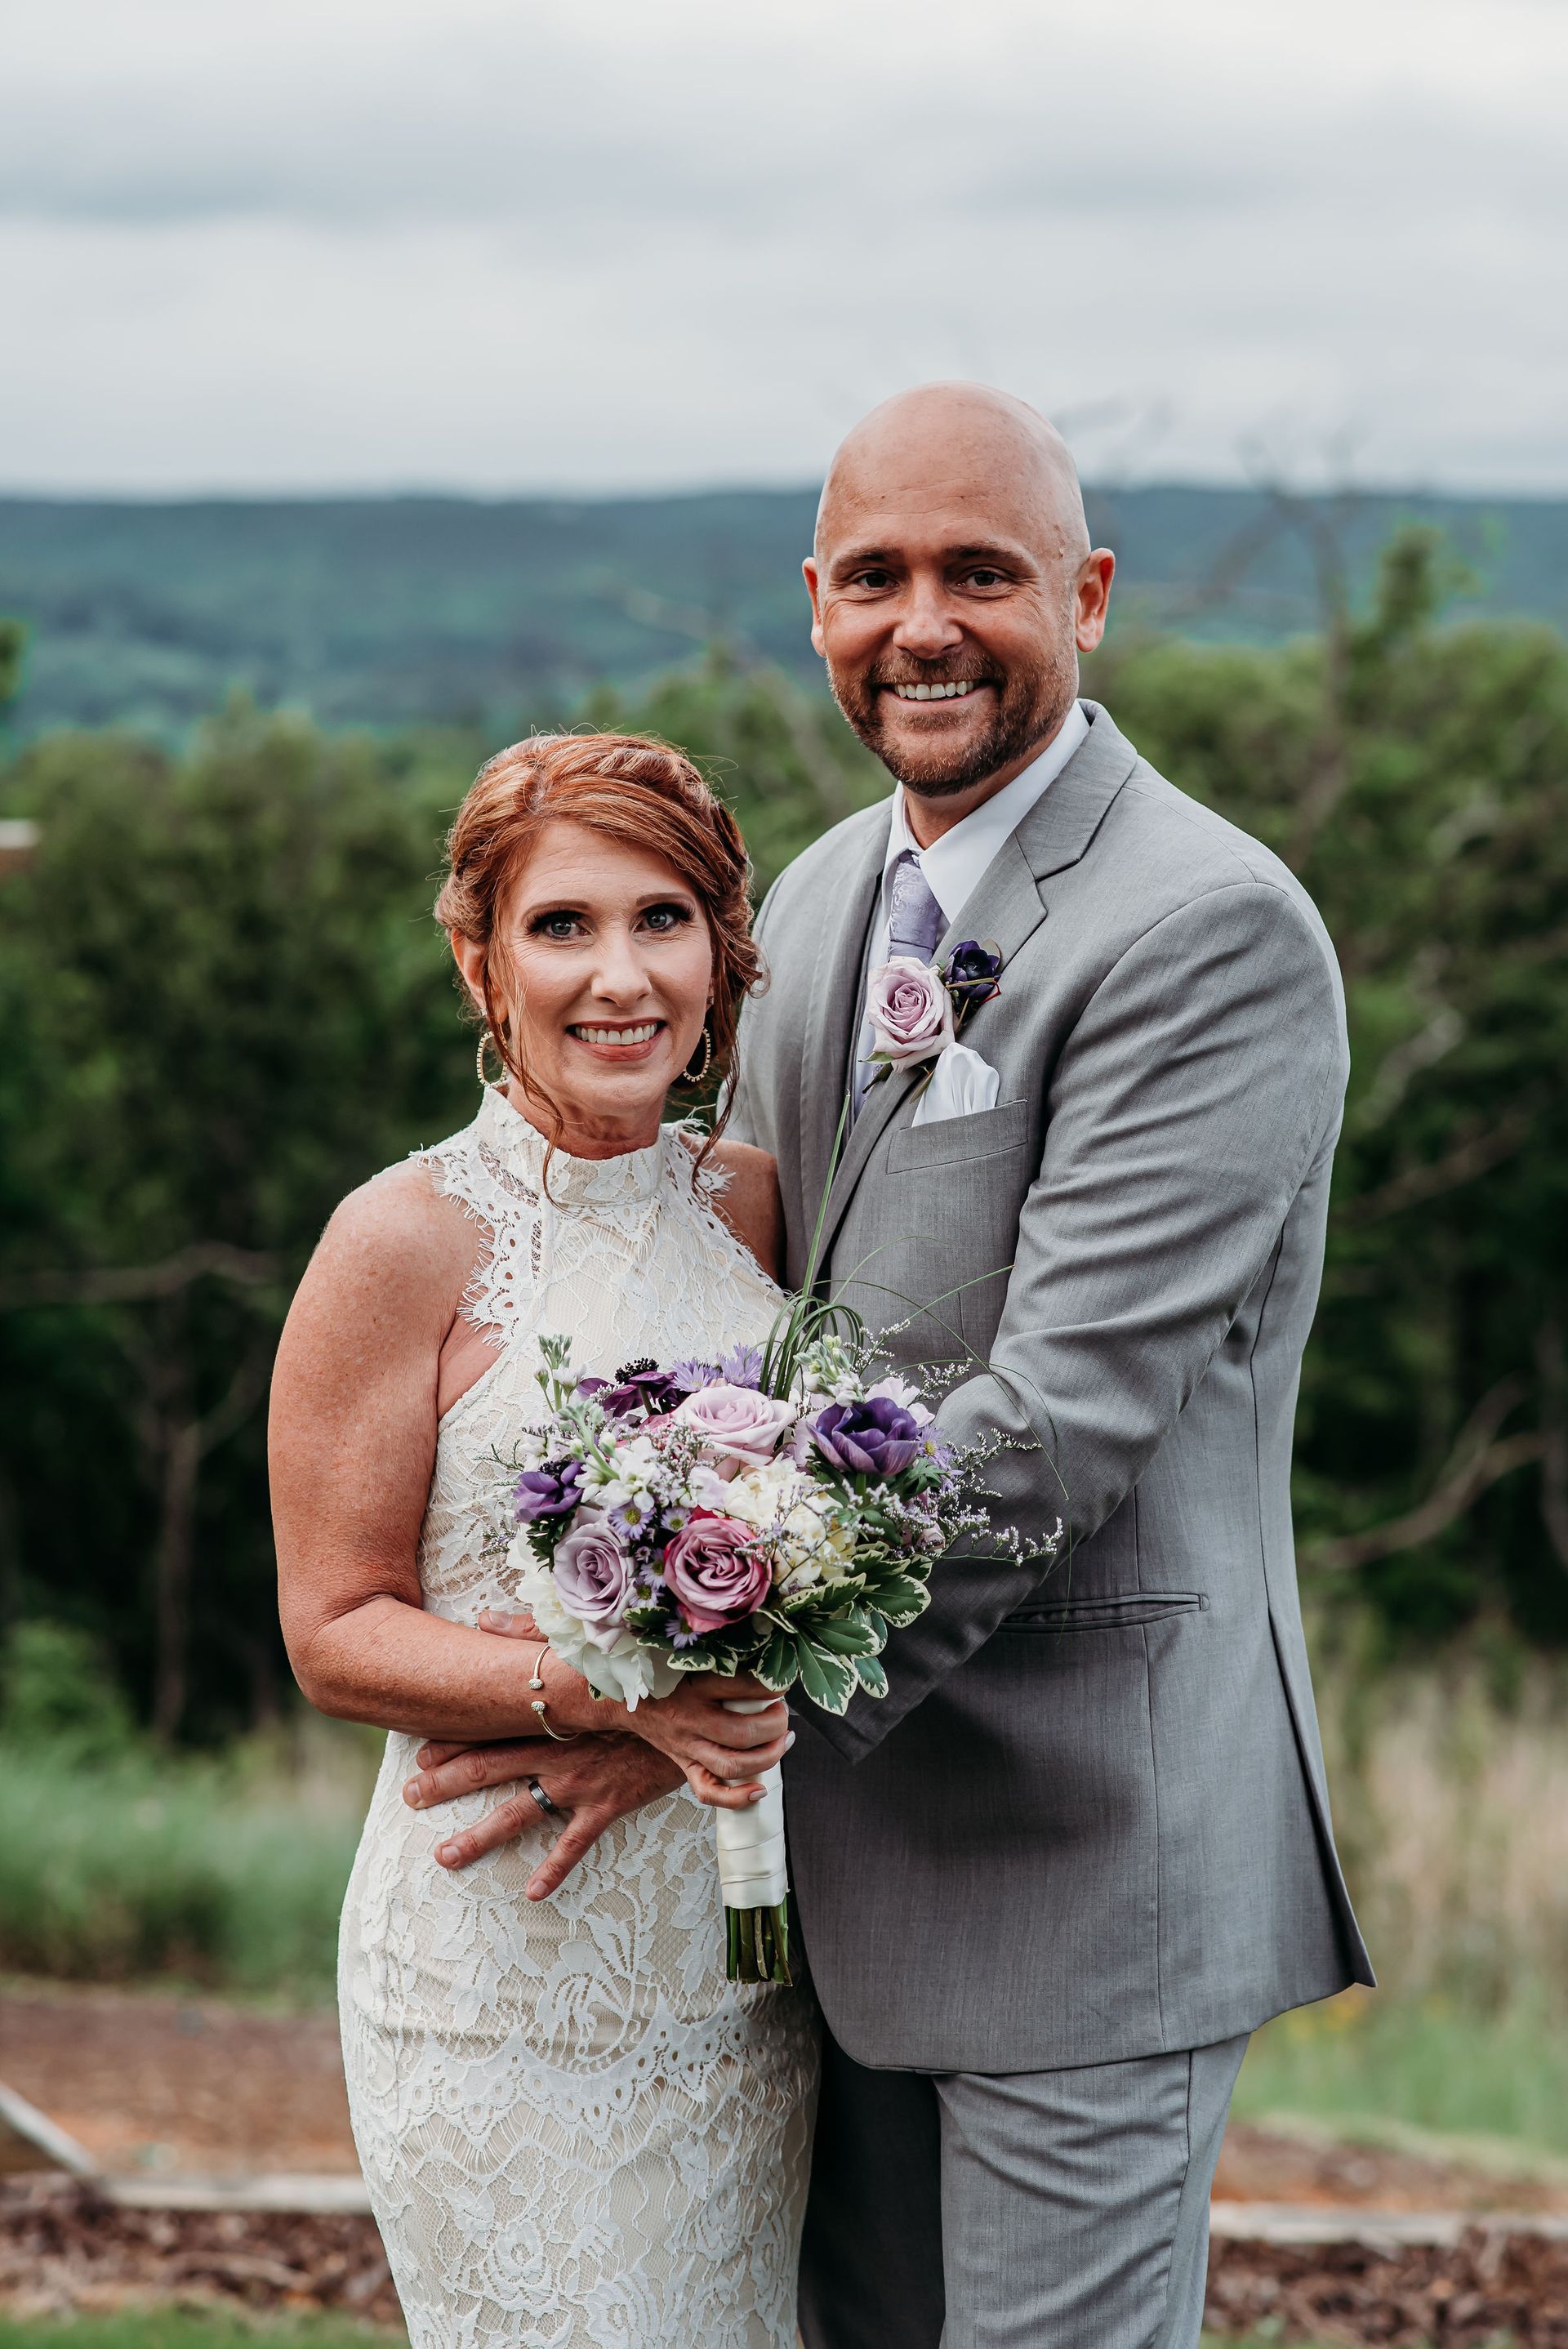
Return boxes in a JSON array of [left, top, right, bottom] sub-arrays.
[[813, 1396, 924, 1478], [513, 1459, 585, 1523], [670, 1380, 798, 1469], [552, 1514, 635, 1649], [662, 1514, 772, 1634], [866, 956, 955, 1072]]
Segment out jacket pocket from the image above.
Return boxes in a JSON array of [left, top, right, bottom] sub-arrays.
[[885, 1096, 1032, 1174], [1000, 1589, 1209, 1634]]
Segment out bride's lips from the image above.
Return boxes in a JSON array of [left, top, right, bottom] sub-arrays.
[[567, 1019, 668, 1063]]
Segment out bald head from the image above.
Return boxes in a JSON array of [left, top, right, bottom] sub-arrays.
[[804, 383, 1113, 822], [816, 382, 1090, 569]]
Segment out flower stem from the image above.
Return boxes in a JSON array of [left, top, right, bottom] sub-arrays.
[[725, 1902, 793, 1985]]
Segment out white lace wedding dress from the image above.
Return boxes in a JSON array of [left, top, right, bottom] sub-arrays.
[[338, 1084, 819, 2349]]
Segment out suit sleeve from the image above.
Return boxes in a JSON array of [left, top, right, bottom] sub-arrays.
[[808, 879, 1348, 1762]]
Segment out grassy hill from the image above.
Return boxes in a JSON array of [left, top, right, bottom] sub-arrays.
[[2, 482, 1566, 739]]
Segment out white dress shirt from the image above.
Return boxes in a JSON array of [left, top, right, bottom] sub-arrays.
[[853, 700, 1090, 1106]]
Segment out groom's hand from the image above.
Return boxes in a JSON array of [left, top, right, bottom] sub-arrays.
[[404, 1732, 686, 1899]]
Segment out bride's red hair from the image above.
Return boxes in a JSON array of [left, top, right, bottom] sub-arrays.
[[434, 732, 762, 1155]]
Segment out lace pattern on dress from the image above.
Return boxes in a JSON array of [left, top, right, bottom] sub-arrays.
[[339, 1085, 817, 2349]]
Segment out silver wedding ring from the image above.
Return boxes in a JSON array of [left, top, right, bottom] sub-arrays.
[[527, 1776, 562, 1820]]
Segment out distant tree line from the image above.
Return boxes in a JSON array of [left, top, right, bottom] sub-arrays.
[[0, 529, 1564, 1741]]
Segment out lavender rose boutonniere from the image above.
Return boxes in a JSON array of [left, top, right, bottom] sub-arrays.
[[867, 938, 1003, 1081], [866, 956, 954, 1071]]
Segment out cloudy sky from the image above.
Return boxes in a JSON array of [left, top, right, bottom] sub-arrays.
[[4, 0, 1566, 497]]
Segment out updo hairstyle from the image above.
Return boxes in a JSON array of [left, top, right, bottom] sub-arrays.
[[434, 732, 762, 1155]]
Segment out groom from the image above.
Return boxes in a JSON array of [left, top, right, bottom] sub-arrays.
[[724, 383, 1373, 2348]]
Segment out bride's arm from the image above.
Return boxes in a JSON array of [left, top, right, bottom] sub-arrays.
[[271, 1166, 788, 1776]]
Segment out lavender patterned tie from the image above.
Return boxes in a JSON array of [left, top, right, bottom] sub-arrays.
[[888, 850, 945, 965]]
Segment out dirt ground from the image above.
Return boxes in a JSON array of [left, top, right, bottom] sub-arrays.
[[7, 1981, 1568, 2341], [0, 1986, 356, 2181], [6, 1980, 1568, 2218]]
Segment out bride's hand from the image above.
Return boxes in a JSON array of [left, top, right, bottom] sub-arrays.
[[476, 1607, 793, 1806], [405, 1734, 694, 1900], [624, 1673, 794, 1805]]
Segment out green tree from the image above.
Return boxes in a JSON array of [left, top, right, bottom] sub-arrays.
[[0, 617, 24, 711], [582, 643, 885, 899], [1091, 528, 1568, 1643], [0, 704, 474, 1736]]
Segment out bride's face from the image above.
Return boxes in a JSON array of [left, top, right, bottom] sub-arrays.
[[457, 818, 715, 1152]]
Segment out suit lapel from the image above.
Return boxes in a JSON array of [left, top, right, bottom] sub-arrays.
[[813, 705, 1140, 1271], [796, 804, 890, 1228]]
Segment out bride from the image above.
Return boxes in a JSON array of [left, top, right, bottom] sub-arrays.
[[270, 732, 819, 2348]]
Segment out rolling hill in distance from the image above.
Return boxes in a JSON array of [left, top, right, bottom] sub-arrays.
[[2, 482, 1566, 740]]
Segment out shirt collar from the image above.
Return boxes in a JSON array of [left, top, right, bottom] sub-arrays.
[[880, 699, 1091, 925]]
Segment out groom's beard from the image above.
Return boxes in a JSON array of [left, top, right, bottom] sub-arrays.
[[826, 635, 1079, 800]]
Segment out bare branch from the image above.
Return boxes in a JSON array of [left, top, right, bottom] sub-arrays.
[[194, 1337, 276, 1458], [1536, 1321, 1568, 1576], [0, 1241, 283, 1311], [1305, 1378, 1541, 1572], [1339, 1110, 1531, 1224]]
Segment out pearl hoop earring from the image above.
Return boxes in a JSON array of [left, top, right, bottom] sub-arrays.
[[476, 1028, 507, 1089], [684, 1019, 714, 1085]]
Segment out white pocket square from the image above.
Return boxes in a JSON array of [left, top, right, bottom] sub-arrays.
[[911, 1041, 1001, 1127]]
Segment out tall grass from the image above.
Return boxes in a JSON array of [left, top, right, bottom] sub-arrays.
[[0, 1622, 377, 1997], [6, 1618, 1568, 2170], [1235, 1647, 1568, 2155], [0, 1727, 374, 1995]]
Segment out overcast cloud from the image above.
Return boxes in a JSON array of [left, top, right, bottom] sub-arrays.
[[3, 0, 1566, 494]]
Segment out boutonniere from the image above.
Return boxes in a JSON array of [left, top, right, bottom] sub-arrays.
[[866, 939, 1004, 1084]]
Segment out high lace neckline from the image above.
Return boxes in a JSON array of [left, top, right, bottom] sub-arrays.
[[474, 1083, 669, 1210]]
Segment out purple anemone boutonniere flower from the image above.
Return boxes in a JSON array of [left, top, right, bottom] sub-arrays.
[[941, 938, 1004, 1012], [813, 1396, 925, 1479]]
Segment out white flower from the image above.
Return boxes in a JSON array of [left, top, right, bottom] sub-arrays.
[[582, 1433, 661, 1513], [866, 1375, 935, 1429], [514, 1555, 680, 1709], [721, 1462, 858, 1586]]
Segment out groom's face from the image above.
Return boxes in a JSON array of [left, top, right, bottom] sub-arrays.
[[804, 409, 1112, 806]]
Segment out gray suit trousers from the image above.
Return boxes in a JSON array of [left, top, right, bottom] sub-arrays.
[[797, 2031, 1249, 2349]]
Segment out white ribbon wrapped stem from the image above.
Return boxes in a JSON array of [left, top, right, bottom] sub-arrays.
[[715, 1701, 789, 1910]]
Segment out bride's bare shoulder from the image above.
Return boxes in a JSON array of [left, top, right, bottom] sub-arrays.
[[684, 1134, 783, 1281], [289, 1159, 481, 1339]]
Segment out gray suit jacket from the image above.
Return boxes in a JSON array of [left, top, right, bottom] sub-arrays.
[[728, 703, 1373, 2073]]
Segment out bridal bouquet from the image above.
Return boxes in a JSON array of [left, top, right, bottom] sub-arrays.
[[501, 1315, 1044, 1984]]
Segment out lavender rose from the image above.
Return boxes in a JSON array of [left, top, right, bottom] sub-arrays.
[[662, 1514, 772, 1634], [551, 1513, 635, 1650], [813, 1396, 925, 1478], [670, 1380, 799, 1469], [513, 1459, 585, 1523], [866, 955, 954, 1072]]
